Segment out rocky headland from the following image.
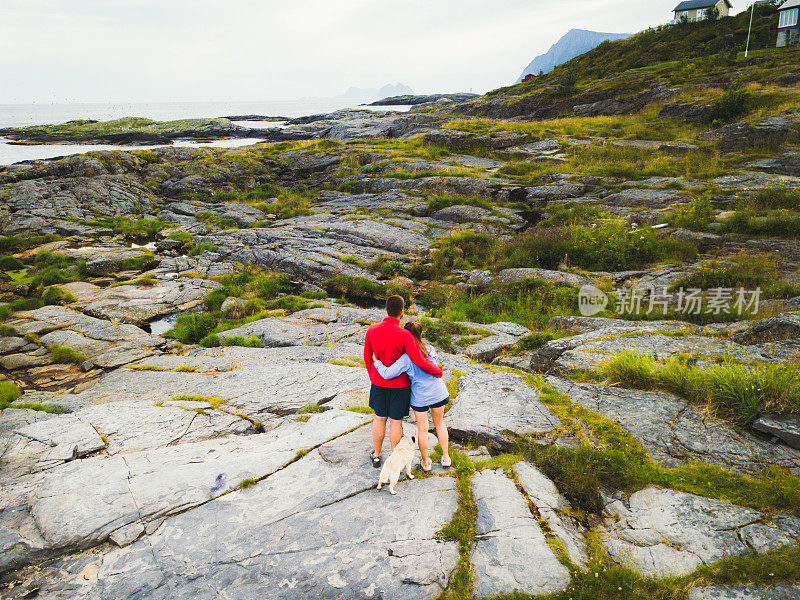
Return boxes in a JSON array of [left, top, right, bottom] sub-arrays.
[[2, 8, 800, 600]]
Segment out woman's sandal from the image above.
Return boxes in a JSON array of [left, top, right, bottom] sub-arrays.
[[421, 458, 433, 472], [440, 456, 452, 468], [371, 453, 382, 468]]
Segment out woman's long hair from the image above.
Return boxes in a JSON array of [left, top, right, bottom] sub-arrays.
[[404, 322, 429, 358]]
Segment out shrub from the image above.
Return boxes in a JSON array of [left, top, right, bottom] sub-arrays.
[[747, 185, 800, 210], [669, 253, 800, 299], [0, 256, 24, 271], [221, 299, 262, 319], [0, 380, 22, 408], [213, 269, 291, 303], [601, 351, 800, 426], [719, 209, 800, 237], [42, 286, 78, 305], [167, 231, 195, 244], [11, 298, 44, 311], [706, 79, 751, 124], [34, 251, 73, 268], [0, 235, 60, 253], [666, 196, 714, 230], [187, 243, 217, 257], [199, 333, 221, 347], [259, 189, 314, 220], [414, 231, 495, 280], [420, 280, 582, 331], [370, 256, 407, 278], [49, 344, 88, 365], [101, 217, 170, 242], [117, 253, 156, 271], [0, 305, 13, 321], [323, 275, 386, 301], [538, 204, 607, 228], [164, 313, 219, 344], [220, 335, 262, 348], [495, 225, 697, 272]]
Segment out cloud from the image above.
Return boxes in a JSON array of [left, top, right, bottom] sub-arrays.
[[0, 0, 722, 103]]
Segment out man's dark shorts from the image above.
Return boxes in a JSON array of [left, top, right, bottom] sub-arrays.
[[369, 384, 411, 421]]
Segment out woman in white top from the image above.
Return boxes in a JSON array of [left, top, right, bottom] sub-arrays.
[[373, 322, 452, 471]]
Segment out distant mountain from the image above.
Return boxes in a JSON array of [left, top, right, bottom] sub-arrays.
[[517, 29, 631, 82], [338, 83, 415, 101], [377, 83, 414, 98]]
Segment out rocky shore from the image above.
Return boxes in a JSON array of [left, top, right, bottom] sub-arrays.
[[3, 14, 800, 600]]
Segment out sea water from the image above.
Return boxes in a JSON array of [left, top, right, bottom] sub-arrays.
[[0, 99, 411, 166]]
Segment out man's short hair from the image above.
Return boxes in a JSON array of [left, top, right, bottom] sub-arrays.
[[385, 295, 404, 318]]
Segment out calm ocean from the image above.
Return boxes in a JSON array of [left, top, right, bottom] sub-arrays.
[[0, 99, 409, 166]]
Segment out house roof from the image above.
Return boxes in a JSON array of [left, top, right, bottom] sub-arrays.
[[673, 0, 731, 11], [779, 0, 800, 10]]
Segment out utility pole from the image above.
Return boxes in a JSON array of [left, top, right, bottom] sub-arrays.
[[745, 2, 756, 57]]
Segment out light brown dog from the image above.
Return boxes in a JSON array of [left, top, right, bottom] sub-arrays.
[[377, 434, 416, 495]]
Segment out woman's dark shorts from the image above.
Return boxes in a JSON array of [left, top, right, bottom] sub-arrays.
[[412, 397, 449, 412], [369, 384, 411, 421]]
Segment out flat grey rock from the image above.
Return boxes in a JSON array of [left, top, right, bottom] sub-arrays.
[[25, 427, 458, 600], [1, 415, 106, 478], [7, 306, 163, 369], [733, 314, 800, 345], [752, 413, 800, 450], [472, 469, 570, 597], [447, 371, 560, 448], [61, 277, 219, 324], [497, 267, 593, 288], [0, 410, 369, 574], [514, 462, 588, 567], [550, 378, 800, 474], [70, 349, 370, 417], [463, 333, 518, 362], [688, 584, 800, 600], [602, 487, 800, 578], [603, 188, 683, 208], [218, 314, 366, 347]]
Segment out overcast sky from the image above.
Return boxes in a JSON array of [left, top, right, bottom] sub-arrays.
[[0, 0, 746, 104]]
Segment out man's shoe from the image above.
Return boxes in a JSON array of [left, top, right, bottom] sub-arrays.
[[371, 453, 382, 468]]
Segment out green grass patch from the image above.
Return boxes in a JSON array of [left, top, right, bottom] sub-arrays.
[[601, 350, 800, 426], [173, 394, 225, 409], [0, 256, 24, 271], [48, 344, 87, 365], [11, 402, 67, 414], [412, 231, 495, 281], [420, 281, 590, 332], [0, 380, 23, 408], [322, 275, 386, 302], [496, 225, 697, 272], [0, 234, 60, 253], [219, 335, 262, 348], [436, 468, 477, 600], [718, 209, 800, 238], [42, 286, 77, 305], [669, 253, 800, 300]]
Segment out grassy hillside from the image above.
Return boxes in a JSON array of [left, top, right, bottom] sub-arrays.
[[450, 3, 800, 124], [493, 3, 780, 98]]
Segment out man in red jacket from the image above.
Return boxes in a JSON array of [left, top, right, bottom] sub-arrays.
[[363, 295, 443, 467]]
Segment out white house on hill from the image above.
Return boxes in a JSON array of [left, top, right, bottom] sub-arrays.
[[777, 0, 800, 47], [672, 0, 732, 22]]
